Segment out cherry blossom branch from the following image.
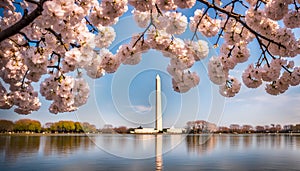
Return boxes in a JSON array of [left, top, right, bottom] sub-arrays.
[[191, 7, 210, 41], [225, 80, 232, 88], [45, 28, 68, 51], [256, 53, 264, 67], [154, 4, 163, 16], [70, 43, 81, 48], [223, 0, 248, 9], [223, 0, 237, 8], [8, 38, 28, 48], [132, 22, 152, 48], [132, 10, 155, 48], [255, 35, 269, 66], [54, 74, 65, 82], [47, 51, 61, 70], [214, 16, 229, 47], [18, 31, 42, 46], [294, 0, 300, 11], [255, 35, 292, 74], [281, 64, 292, 74], [0, 0, 49, 42], [21, 69, 30, 88], [24, 0, 40, 5], [227, 45, 235, 57], [254, 1, 263, 10], [239, 26, 245, 37], [84, 17, 98, 33], [196, 0, 285, 49]]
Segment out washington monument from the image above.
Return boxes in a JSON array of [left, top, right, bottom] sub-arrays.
[[156, 74, 163, 132], [133, 75, 183, 134]]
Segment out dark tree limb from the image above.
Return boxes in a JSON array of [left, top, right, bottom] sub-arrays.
[[0, 0, 49, 42]]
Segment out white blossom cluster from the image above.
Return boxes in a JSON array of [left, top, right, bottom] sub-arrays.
[[190, 9, 221, 37], [40, 75, 89, 114], [0, 0, 299, 114], [205, 0, 300, 97], [0, 82, 40, 114], [219, 76, 241, 97], [0, 0, 124, 114], [144, 28, 208, 93]]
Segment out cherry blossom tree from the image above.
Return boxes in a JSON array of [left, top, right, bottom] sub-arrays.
[[0, 0, 299, 114]]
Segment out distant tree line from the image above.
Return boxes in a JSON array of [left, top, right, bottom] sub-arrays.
[[0, 119, 41, 133], [2, 118, 300, 134], [0, 119, 97, 133], [186, 120, 300, 134], [0, 119, 133, 134], [45, 121, 97, 133], [216, 124, 300, 134], [186, 120, 217, 133], [101, 124, 133, 134]]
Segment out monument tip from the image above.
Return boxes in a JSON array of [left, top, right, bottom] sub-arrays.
[[156, 74, 160, 79]]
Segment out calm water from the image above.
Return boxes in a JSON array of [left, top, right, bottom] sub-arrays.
[[0, 134, 300, 171]]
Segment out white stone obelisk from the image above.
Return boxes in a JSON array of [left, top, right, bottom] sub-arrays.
[[156, 74, 163, 132]]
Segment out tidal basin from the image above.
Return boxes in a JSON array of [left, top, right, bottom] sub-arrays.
[[0, 134, 300, 171]]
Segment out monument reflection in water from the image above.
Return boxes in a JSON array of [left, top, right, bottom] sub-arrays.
[[155, 135, 163, 171]]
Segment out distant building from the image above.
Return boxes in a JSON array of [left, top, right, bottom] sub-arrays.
[[165, 127, 185, 134], [283, 125, 293, 131], [134, 127, 158, 134]]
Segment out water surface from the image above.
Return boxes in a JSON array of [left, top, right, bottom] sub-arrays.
[[0, 134, 299, 170]]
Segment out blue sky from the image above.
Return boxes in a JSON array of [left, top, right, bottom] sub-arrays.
[[0, 2, 299, 128]]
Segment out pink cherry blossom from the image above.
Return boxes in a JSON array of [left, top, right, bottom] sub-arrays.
[[95, 25, 116, 48], [132, 10, 150, 28], [0, 0, 300, 115], [231, 43, 250, 63], [290, 67, 300, 86], [185, 40, 209, 61], [172, 71, 200, 93], [283, 10, 300, 29], [73, 77, 90, 107], [0, 82, 13, 109], [174, 0, 196, 9], [190, 9, 221, 37], [12, 85, 41, 114], [219, 76, 241, 97], [156, 0, 177, 11], [128, 0, 155, 12], [100, 49, 121, 73], [117, 44, 142, 65], [208, 56, 227, 85], [165, 12, 188, 35], [242, 64, 263, 88], [264, 0, 289, 21]]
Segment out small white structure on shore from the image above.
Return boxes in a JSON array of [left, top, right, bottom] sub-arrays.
[[133, 128, 158, 134], [166, 128, 185, 134]]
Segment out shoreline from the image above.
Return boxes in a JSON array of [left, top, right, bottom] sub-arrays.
[[0, 132, 96, 136], [1, 132, 300, 136]]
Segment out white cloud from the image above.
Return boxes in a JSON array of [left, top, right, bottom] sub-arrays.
[[132, 105, 152, 113]]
